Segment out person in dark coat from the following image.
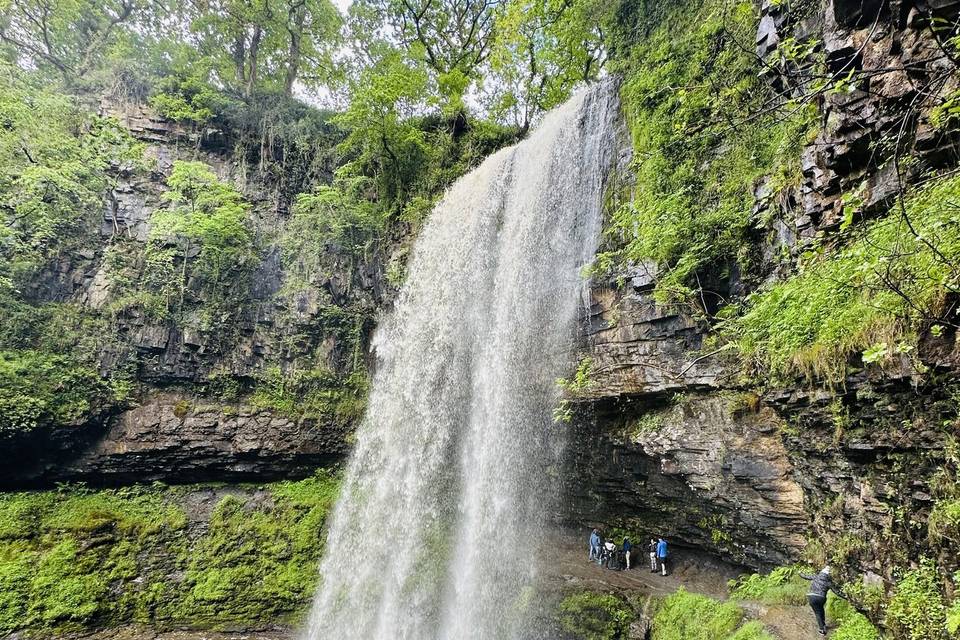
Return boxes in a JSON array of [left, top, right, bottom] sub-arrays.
[[801, 566, 846, 636], [648, 538, 658, 572], [622, 537, 632, 570]]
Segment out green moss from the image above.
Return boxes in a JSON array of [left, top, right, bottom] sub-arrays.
[[0, 471, 340, 635], [729, 174, 960, 383], [652, 588, 773, 640], [557, 591, 634, 640], [596, 0, 816, 303]]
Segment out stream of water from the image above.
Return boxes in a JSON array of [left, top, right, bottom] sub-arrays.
[[302, 82, 622, 640]]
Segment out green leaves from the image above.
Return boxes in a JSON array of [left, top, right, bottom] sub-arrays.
[[144, 161, 256, 320], [730, 174, 960, 383], [595, 0, 817, 305], [0, 62, 142, 291]]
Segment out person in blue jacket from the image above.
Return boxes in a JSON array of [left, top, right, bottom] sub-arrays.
[[622, 537, 632, 570], [588, 528, 600, 563], [801, 566, 846, 636], [656, 537, 669, 576]]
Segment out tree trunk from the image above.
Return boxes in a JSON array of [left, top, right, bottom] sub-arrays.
[[285, 8, 306, 96], [246, 25, 263, 97]]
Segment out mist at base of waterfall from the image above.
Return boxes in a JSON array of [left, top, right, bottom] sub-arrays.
[[302, 81, 623, 640]]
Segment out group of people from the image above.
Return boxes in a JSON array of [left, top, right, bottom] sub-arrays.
[[587, 528, 846, 638], [588, 529, 670, 576]]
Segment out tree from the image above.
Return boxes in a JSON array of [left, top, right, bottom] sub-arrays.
[[352, 0, 501, 114], [487, 0, 609, 133], [148, 161, 255, 315], [0, 0, 142, 80], [187, 0, 341, 98], [333, 48, 431, 205]]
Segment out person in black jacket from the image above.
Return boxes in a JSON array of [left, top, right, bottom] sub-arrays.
[[801, 566, 846, 636]]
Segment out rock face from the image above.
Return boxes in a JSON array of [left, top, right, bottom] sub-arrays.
[[0, 393, 349, 487], [4, 100, 380, 488], [562, 0, 960, 583]]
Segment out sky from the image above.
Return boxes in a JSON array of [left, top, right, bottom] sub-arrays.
[[333, 0, 352, 14]]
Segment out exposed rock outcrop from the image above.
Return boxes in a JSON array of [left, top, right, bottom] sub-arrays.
[[0, 393, 348, 487]]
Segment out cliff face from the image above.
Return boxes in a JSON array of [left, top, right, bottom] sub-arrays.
[[563, 0, 960, 609], [2, 102, 384, 488]]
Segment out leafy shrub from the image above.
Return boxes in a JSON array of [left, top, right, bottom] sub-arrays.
[[557, 591, 634, 640], [825, 595, 880, 640], [652, 588, 773, 640], [728, 566, 810, 605], [886, 560, 948, 640], [729, 174, 960, 383]]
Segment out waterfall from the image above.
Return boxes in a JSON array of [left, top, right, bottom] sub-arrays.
[[303, 81, 622, 640]]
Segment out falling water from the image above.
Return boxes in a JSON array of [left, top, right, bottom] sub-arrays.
[[303, 82, 622, 640]]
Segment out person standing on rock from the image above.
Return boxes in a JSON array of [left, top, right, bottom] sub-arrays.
[[802, 566, 846, 637], [622, 537, 632, 570], [589, 528, 600, 563], [656, 537, 669, 576], [648, 538, 658, 572]]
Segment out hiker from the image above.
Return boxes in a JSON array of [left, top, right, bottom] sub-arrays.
[[802, 566, 846, 637], [622, 537, 632, 570], [648, 538, 658, 572], [588, 528, 600, 562], [603, 538, 617, 569], [656, 537, 669, 576]]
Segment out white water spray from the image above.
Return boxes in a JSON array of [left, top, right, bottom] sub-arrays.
[[303, 82, 622, 640]]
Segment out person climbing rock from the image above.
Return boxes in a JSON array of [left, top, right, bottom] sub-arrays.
[[648, 538, 658, 572], [622, 537, 632, 570], [802, 566, 846, 636], [588, 528, 600, 562], [656, 537, 669, 576]]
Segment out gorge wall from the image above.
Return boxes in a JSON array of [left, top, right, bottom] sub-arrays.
[[562, 0, 960, 629], [3, 0, 960, 638]]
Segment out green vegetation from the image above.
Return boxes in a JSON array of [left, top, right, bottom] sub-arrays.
[[729, 566, 809, 606], [886, 561, 949, 640], [651, 588, 773, 640], [0, 471, 339, 634], [826, 595, 880, 640], [0, 61, 143, 291], [251, 365, 368, 424], [0, 351, 128, 435], [557, 591, 634, 640], [595, 0, 816, 303], [144, 161, 257, 322], [729, 174, 960, 383], [554, 357, 594, 423]]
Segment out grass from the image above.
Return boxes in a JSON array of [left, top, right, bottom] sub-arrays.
[[652, 588, 774, 640], [728, 566, 810, 605], [728, 174, 960, 383]]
